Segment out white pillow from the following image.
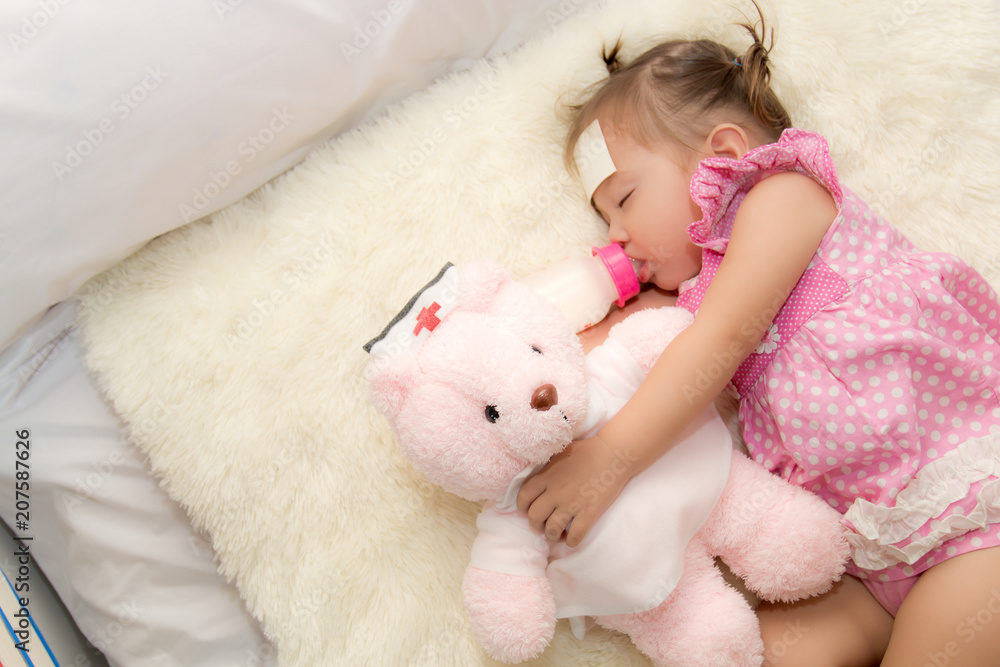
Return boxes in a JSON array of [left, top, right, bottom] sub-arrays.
[[0, 0, 578, 351], [0, 1, 585, 663]]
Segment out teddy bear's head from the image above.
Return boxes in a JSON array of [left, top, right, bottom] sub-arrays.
[[365, 258, 590, 501]]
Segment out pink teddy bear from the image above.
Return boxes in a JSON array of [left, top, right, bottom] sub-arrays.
[[365, 258, 849, 666]]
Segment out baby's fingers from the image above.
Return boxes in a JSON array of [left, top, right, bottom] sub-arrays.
[[516, 474, 546, 515], [543, 509, 573, 543], [564, 509, 592, 548], [524, 492, 559, 535]]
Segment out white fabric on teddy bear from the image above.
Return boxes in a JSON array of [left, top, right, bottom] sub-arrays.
[[471, 348, 733, 638]]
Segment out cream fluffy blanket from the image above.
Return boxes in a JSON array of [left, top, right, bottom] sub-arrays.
[[77, 0, 1000, 664]]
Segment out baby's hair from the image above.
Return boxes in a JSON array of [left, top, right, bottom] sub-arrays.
[[564, 2, 791, 170]]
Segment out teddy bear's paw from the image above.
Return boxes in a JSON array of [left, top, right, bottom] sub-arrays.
[[462, 567, 556, 662], [749, 518, 851, 603], [607, 306, 694, 373]]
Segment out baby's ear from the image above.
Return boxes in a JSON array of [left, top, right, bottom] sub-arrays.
[[458, 257, 510, 312], [365, 355, 418, 419]]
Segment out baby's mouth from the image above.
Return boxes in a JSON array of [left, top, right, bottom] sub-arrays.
[[637, 260, 651, 284]]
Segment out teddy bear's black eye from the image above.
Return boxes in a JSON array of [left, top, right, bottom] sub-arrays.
[[485, 405, 500, 423], [531, 346, 542, 355]]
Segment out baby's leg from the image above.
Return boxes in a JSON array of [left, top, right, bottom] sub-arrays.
[[882, 545, 1000, 666], [757, 575, 892, 667]]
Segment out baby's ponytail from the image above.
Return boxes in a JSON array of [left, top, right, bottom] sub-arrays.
[[734, 8, 790, 137], [602, 37, 625, 75], [564, 1, 792, 169]]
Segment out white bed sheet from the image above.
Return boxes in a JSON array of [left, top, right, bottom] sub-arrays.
[[0, 301, 274, 666]]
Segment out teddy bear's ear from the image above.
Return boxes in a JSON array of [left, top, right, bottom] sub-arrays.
[[457, 257, 511, 313], [365, 354, 418, 420]]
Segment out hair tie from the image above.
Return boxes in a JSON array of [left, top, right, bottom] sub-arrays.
[[733, 57, 743, 66]]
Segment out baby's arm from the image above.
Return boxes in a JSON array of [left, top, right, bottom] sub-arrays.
[[517, 172, 838, 547]]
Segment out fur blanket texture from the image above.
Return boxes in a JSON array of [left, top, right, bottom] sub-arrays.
[[76, 0, 1000, 664]]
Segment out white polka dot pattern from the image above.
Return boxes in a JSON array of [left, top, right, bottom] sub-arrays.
[[677, 129, 1000, 584]]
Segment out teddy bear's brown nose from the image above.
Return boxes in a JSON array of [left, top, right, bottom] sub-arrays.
[[530, 384, 558, 411]]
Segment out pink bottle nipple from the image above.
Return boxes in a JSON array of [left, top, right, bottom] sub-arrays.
[[592, 243, 641, 307]]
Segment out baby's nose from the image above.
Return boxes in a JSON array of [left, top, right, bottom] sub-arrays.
[[608, 221, 629, 245], [530, 384, 558, 411]]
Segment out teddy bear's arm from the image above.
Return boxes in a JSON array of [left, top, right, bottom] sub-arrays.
[[463, 505, 557, 662], [605, 306, 695, 374]]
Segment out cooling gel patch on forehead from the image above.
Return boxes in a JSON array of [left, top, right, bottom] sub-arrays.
[[573, 119, 617, 202]]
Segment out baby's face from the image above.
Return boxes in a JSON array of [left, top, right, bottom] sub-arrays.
[[590, 129, 703, 291]]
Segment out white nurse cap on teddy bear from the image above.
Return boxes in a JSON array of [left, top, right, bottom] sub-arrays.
[[363, 263, 459, 364]]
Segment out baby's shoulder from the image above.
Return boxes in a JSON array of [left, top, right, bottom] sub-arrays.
[[734, 171, 838, 241], [742, 171, 835, 211]]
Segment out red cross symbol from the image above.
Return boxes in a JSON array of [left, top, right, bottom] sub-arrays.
[[413, 302, 442, 335]]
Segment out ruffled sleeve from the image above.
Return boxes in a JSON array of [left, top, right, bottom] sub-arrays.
[[686, 128, 845, 252]]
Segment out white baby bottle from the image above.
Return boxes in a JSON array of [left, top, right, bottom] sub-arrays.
[[520, 243, 641, 333]]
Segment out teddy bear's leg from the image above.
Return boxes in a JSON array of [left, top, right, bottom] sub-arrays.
[[700, 452, 850, 603], [596, 537, 764, 667]]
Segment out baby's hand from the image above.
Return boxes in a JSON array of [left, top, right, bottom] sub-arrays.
[[515, 435, 634, 548]]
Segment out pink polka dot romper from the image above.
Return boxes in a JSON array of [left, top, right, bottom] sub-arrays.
[[676, 128, 1000, 614]]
